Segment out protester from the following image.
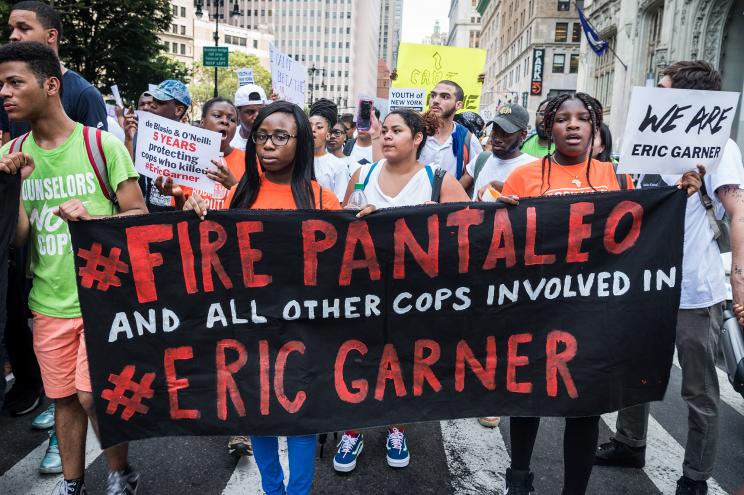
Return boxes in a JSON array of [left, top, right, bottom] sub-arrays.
[[593, 123, 614, 163], [453, 111, 485, 138], [0, 41, 147, 495], [595, 60, 744, 495], [418, 80, 483, 179], [231, 84, 270, 151], [340, 112, 356, 154], [519, 98, 554, 158], [138, 92, 154, 112], [123, 79, 192, 212], [0, 173, 19, 409], [328, 121, 361, 179], [346, 107, 380, 165], [308, 98, 350, 201], [459, 103, 534, 202], [332, 109, 469, 473], [183, 101, 340, 495]]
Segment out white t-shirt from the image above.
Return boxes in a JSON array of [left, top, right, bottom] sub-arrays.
[[314, 152, 350, 201], [639, 139, 744, 309], [419, 122, 483, 177], [465, 152, 535, 200], [230, 132, 248, 151], [349, 142, 373, 165], [357, 160, 434, 207]]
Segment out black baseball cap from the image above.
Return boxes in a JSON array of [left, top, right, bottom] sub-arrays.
[[487, 103, 530, 134]]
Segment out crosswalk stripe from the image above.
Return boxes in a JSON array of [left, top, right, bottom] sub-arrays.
[[673, 352, 744, 417], [221, 437, 289, 495], [0, 425, 102, 495], [601, 411, 726, 494], [440, 418, 509, 494]]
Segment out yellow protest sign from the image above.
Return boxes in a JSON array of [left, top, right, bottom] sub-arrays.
[[393, 43, 486, 112]]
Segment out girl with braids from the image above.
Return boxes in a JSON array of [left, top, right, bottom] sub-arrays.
[[329, 109, 468, 474], [309, 98, 351, 201]]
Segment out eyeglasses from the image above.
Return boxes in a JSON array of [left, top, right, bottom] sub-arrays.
[[252, 132, 296, 146], [330, 130, 345, 137]]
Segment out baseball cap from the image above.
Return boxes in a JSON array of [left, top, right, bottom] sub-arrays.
[[234, 84, 270, 107], [145, 80, 192, 107], [487, 103, 530, 134]]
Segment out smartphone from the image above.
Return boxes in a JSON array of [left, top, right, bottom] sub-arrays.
[[356, 97, 374, 131]]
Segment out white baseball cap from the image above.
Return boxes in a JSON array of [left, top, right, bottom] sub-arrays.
[[234, 84, 270, 107]]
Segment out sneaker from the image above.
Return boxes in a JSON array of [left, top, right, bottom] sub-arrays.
[[55, 478, 86, 495], [333, 432, 364, 472], [676, 476, 708, 495], [478, 416, 501, 428], [385, 428, 409, 468], [595, 438, 646, 468], [504, 467, 534, 494], [33, 403, 56, 430], [39, 430, 62, 474], [106, 466, 140, 495], [227, 435, 252, 457], [3, 384, 42, 416]]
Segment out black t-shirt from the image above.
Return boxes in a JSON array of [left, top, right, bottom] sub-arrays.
[[0, 173, 20, 333], [0, 70, 108, 138]]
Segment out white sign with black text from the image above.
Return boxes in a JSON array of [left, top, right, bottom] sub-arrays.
[[236, 68, 255, 86], [269, 43, 307, 105], [618, 87, 740, 174], [389, 88, 426, 112]]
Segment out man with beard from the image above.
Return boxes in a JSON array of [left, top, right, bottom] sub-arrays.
[[520, 98, 554, 158], [459, 103, 534, 202], [230, 84, 270, 151], [419, 80, 482, 179]]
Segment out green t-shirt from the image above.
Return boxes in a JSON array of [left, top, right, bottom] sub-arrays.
[[520, 134, 554, 158], [1, 124, 138, 318]]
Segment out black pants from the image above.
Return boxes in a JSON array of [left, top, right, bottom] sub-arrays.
[[4, 247, 42, 393], [510, 416, 600, 495]]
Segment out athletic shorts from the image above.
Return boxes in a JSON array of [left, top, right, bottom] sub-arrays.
[[32, 312, 92, 398]]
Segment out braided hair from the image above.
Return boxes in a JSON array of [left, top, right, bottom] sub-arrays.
[[308, 98, 338, 128], [539, 92, 603, 195]]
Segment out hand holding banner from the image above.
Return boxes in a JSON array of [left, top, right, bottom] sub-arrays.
[[133, 112, 222, 195]]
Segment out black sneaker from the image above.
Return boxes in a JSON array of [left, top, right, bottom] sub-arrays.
[[595, 437, 645, 468], [2, 384, 42, 416], [676, 476, 708, 495], [505, 467, 535, 494]]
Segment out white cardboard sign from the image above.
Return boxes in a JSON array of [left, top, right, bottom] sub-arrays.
[[618, 87, 740, 174], [269, 43, 307, 106], [389, 88, 426, 112], [236, 68, 255, 86], [110, 85, 124, 108], [134, 112, 222, 194]]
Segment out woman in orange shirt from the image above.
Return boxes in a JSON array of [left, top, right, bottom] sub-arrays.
[[183, 101, 339, 495]]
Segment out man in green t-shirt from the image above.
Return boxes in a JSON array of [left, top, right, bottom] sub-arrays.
[[0, 42, 147, 495], [520, 98, 555, 158]]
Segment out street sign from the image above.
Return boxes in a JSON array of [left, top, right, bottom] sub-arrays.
[[203, 46, 229, 67]]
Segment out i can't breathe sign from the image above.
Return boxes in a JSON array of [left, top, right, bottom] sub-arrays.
[[618, 86, 740, 175]]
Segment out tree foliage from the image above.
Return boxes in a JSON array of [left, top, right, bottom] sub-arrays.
[[189, 51, 271, 108], [4, 0, 189, 103]]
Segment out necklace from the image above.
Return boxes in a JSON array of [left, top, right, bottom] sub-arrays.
[[551, 156, 588, 188]]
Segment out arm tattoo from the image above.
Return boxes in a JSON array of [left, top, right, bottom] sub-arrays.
[[717, 184, 744, 203], [735, 265, 744, 276]]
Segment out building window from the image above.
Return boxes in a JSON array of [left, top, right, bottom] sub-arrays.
[[552, 53, 565, 73], [171, 23, 177, 34], [164, 41, 170, 51], [592, 34, 616, 113], [572, 23, 581, 42], [558, 0, 570, 11], [253, 40, 258, 48], [555, 22, 568, 42], [180, 44, 185, 55], [180, 6, 186, 17], [180, 25, 186, 36], [645, 4, 665, 79], [569, 54, 579, 73]]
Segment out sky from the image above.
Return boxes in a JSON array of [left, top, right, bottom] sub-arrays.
[[400, 0, 450, 43]]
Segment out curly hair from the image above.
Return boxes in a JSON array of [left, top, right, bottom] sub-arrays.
[[539, 92, 603, 195], [661, 60, 722, 91]]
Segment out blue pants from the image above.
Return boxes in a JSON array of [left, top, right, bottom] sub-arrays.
[[250, 435, 316, 495]]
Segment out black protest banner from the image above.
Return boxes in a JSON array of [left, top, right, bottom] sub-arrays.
[[70, 188, 685, 448]]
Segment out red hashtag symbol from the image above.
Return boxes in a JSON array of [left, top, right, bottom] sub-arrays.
[[100, 365, 156, 421], [77, 243, 129, 291]]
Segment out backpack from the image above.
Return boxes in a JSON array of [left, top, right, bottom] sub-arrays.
[[362, 161, 446, 202], [611, 162, 629, 191], [472, 151, 492, 184], [450, 123, 472, 180], [10, 127, 118, 206]]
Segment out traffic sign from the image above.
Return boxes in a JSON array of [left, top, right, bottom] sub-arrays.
[[203, 46, 229, 67]]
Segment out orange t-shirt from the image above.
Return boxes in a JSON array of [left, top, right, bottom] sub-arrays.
[[174, 148, 246, 210], [501, 158, 633, 197], [250, 177, 341, 210]]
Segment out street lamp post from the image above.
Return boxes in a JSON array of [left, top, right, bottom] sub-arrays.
[[195, 1, 242, 97], [308, 64, 325, 105]]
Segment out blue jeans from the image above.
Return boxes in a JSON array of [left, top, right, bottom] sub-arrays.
[[250, 435, 316, 495]]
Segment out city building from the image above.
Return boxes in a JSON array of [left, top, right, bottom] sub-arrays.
[[576, 0, 744, 145], [206, 0, 380, 112], [160, 0, 195, 66], [422, 20, 449, 46], [377, 59, 392, 99], [476, 0, 581, 120], [448, 0, 482, 48], [192, 17, 273, 69], [379, 0, 403, 69]]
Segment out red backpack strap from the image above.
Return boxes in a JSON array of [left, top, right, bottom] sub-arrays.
[[82, 126, 117, 205], [9, 132, 30, 154]]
